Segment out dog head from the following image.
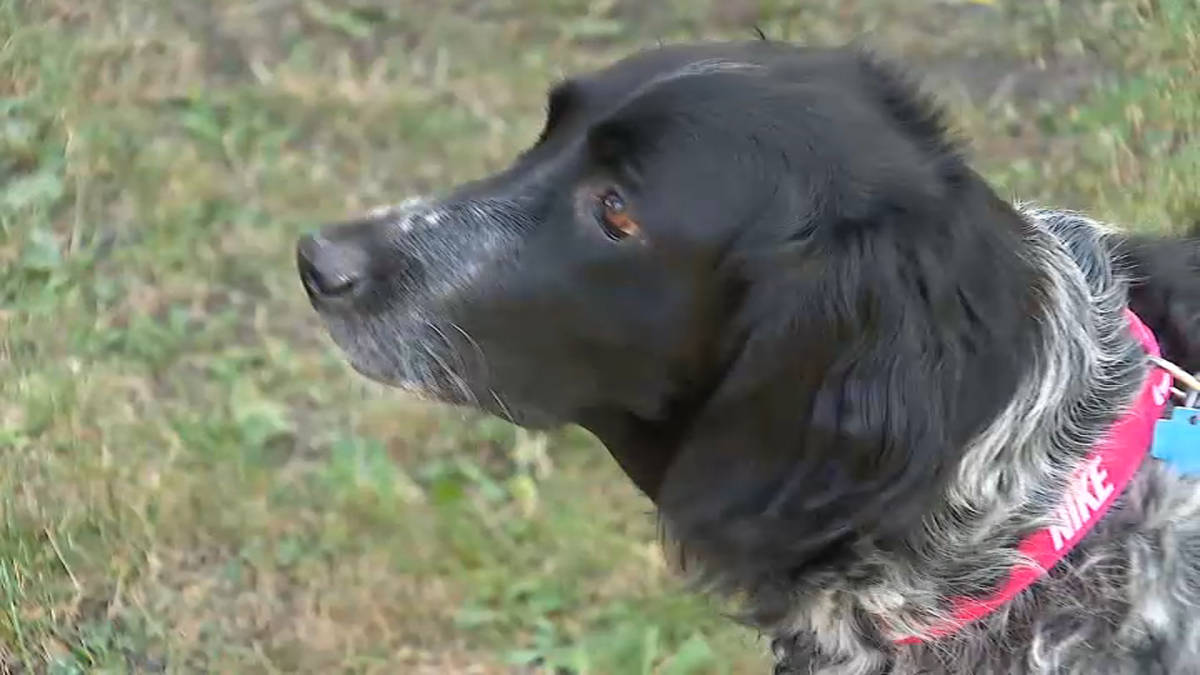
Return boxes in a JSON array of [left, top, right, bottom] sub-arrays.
[[298, 43, 807, 428], [298, 41, 1042, 584]]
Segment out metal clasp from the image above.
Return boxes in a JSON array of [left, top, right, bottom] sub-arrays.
[[1147, 355, 1200, 407]]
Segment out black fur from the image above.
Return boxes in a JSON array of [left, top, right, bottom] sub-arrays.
[[1115, 223, 1200, 372]]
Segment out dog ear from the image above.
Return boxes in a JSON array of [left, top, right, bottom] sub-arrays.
[[655, 186, 1040, 603], [1113, 222, 1200, 372]]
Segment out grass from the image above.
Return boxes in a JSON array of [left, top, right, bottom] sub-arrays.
[[1, 0, 1196, 672]]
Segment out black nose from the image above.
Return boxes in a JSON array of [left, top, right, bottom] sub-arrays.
[[296, 233, 368, 302]]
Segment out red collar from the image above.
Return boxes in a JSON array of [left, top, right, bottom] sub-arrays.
[[893, 309, 1172, 645]]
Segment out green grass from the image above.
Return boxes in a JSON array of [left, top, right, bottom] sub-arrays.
[[1, 0, 1196, 672]]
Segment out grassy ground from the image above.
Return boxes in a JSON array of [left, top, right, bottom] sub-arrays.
[[1, 0, 1196, 672]]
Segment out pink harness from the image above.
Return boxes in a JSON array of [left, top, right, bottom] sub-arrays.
[[893, 309, 1173, 644]]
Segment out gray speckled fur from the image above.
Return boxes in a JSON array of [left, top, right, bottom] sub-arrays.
[[768, 207, 1200, 675]]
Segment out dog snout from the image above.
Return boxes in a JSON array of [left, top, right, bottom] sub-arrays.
[[296, 233, 370, 304]]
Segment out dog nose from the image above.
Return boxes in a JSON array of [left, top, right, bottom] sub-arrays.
[[296, 233, 368, 301]]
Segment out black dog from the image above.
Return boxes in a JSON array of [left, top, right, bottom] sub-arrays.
[[298, 41, 1200, 673]]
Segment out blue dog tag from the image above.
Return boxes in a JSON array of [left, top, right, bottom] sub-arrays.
[[1152, 406, 1200, 474]]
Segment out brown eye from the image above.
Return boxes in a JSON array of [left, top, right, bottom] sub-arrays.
[[597, 189, 639, 241]]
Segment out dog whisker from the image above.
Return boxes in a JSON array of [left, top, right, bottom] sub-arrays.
[[449, 321, 490, 379], [422, 321, 478, 407], [488, 389, 517, 427]]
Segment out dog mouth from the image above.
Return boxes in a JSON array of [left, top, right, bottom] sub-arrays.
[[297, 198, 568, 429], [341, 354, 418, 391], [325, 326, 472, 404], [345, 344, 566, 431], [344, 359, 474, 407]]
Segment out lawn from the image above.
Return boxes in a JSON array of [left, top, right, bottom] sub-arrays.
[[1, 0, 1196, 672]]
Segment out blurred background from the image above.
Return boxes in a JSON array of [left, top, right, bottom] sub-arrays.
[[1, 0, 1196, 672]]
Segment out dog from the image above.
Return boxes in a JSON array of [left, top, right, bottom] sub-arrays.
[[297, 40, 1200, 673]]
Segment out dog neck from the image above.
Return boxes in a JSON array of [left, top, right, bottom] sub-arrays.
[[890, 306, 1167, 644], [592, 206, 1162, 657], [787, 206, 1158, 646]]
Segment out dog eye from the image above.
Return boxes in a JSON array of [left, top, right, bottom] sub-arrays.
[[597, 190, 639, 241]]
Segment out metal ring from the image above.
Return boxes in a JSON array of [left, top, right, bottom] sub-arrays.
[[1148, 356, 1200, 392]]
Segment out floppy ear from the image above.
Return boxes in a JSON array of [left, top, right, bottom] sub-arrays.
[[1113, 222, 1200, 372], [655, 184, 1041, 603]]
